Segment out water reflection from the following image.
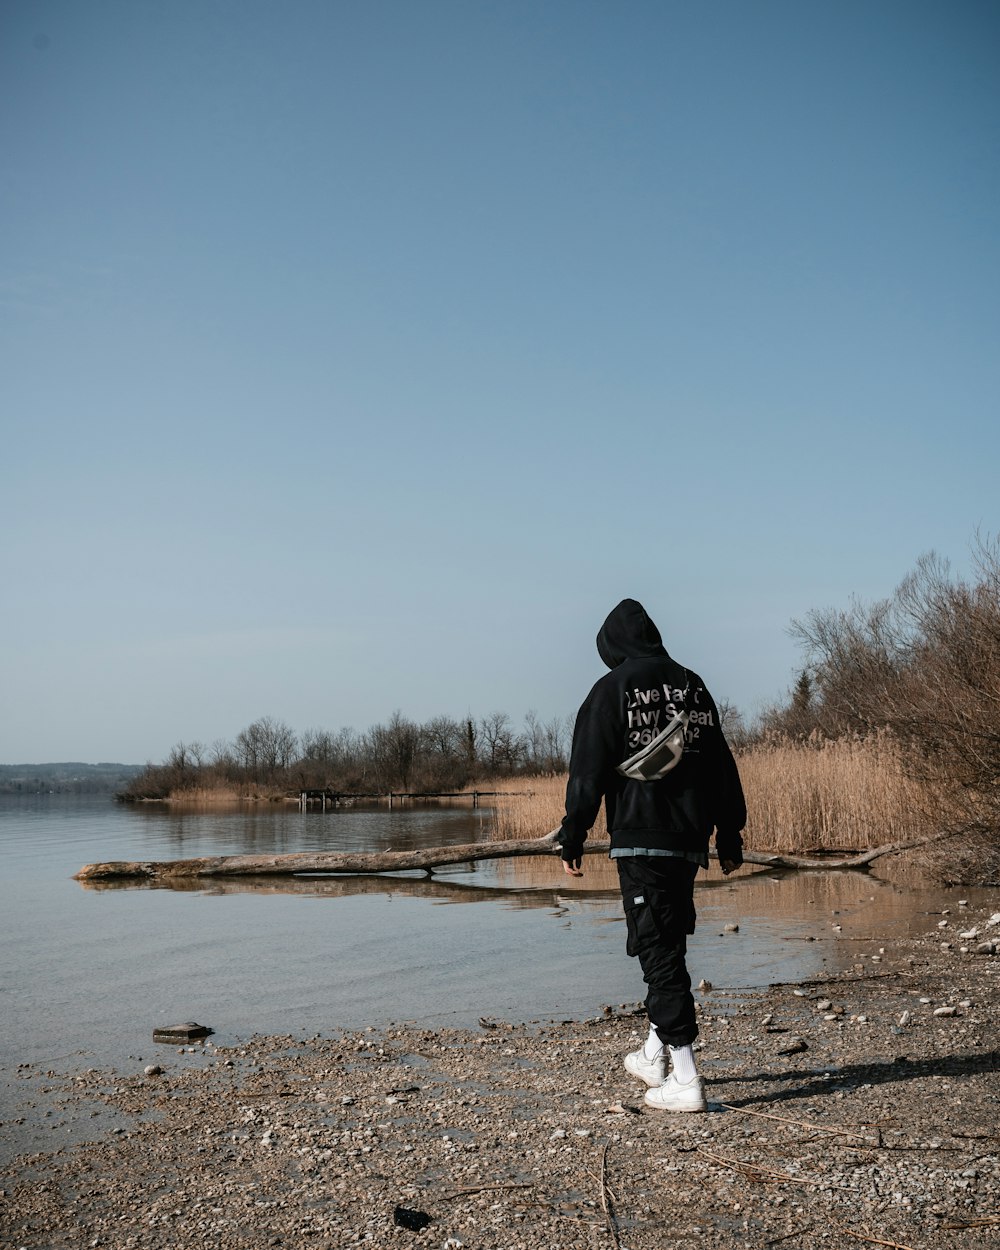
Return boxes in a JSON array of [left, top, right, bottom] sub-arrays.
[[126, 799, 495, 858], [73, 840, 982, 949]]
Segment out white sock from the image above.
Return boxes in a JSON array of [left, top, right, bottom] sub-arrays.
[[642, 1023, 663, 1061], [669, 1044, 698, 1084]]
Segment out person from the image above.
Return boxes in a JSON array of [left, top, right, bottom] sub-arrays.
[[557, 598, 746, 1112]]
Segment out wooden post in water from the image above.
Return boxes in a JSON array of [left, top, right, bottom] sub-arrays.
[[472, 790, 479, 809], [388, 790, 393, 810]]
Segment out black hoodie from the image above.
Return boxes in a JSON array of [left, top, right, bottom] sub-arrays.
[[559, 599, 746, 860]]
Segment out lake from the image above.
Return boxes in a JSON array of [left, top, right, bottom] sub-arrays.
[[2, 793, 979, 1084]]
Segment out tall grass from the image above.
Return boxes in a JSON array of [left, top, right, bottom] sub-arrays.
[[739, 731, 934, 851], [489, 774, 600, 842], [490, 733, 935, 852]]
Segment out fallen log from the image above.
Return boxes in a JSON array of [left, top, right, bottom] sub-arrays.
[[75, 829, 566, 882], [74, 830, 955, 883]]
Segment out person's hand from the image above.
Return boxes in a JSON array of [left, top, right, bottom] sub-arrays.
[[715, 835, 743, 876], [560, 841, 584, 877]]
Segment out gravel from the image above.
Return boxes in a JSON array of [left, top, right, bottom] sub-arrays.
[[2, 899, 998, 1249]]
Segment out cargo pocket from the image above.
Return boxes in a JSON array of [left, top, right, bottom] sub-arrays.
[[624, 892, 657, 959]]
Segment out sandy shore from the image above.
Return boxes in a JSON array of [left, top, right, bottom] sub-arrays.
[[2, 900, 998, 1250]]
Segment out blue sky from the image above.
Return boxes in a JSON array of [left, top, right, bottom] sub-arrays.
[[2, 0, 998, 763]]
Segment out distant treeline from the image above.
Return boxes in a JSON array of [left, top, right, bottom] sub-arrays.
[[0, 762, 145, 795], [121, 710, 573, 800]]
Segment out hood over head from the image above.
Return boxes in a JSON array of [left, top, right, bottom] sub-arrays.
[[596, 599, 668, 669]]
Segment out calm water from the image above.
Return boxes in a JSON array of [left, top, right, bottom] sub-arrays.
[[2, 794, 983, 1085]]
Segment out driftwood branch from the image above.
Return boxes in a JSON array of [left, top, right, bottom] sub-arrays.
[[74, 829, 956, 883], [598, 1142, 622, 1250]]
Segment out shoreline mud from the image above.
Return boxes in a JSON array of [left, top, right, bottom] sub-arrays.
[[2, 902, 998, 1249]]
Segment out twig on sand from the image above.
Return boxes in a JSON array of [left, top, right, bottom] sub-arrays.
[[718, 1102, 870, 1141], [696, 1148, 856, 1190], [764, 1226, 816, 1247], [443, 1181, 534, 1199], [941, 1214, 1000, 1229], [599, 1142, 622, 1250], [827, 1222, 916, 1249]]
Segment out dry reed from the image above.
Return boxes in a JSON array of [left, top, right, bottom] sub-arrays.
[[740, 731, 934, 851], [490, 733, 935, 853], [489, 774, 602, 842], [154, 785, 296, 804]]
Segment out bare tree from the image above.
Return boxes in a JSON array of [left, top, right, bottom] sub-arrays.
[[366, 711, 422, 790], [789, 536, 1000, 881], [235, 716, 298, 784]]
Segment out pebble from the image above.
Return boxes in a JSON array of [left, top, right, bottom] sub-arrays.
[[775, 1036, 808, 1055]]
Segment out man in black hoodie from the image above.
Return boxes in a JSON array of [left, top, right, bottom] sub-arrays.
[[557, 599, 746, 1112]]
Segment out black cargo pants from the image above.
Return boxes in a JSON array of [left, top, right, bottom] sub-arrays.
[[617, 855, 699, 1048]]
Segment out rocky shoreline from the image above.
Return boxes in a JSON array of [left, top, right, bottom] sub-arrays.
[[2, 902, 998, 1250]]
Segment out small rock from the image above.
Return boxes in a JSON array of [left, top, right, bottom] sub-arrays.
[[144, 1064, 163, 1077], [724, 923, 739, 933], [761, 1014, 773, 1026], [775, 1036, 808, 1055], [816, 1000, 832, 1011], [152, 1021, 213, 1044], [698, 979, 713, 992], [898, 1011, 911, 1027], [392, 1207, 432, 1232], [933, 1005, 958, 1018], [975, 941, 997, 955], [986, 912, 1000, 928], [550, 1128, 567, 1139]]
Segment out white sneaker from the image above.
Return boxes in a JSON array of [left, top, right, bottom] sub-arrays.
[[643, 1071, 707, 1112], [624, 1048, 665, 1087]]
